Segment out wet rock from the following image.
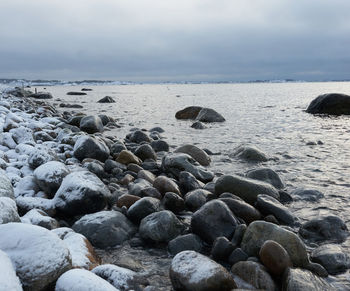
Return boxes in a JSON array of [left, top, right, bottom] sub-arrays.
[[0, 197, 20, 224], [231, 224, 247, 248], [116, 150, 142, 165], [116, 194, 140, 208], [150, 139, 169, 152], [128, 178, 152, 196], [153, 176, 181, 196], [184, 189, 215, 211], [67, 91, 87, 95], [128, 130, 151, 143], [135, 144, 157, 161], [163, 192, 185, 213], [0, 223, 72, 291], [179, 171, 203, 193], [215, 174, 280, 205], [299, 215, 349, 243], [79, 115, 104, 133], [168, 234, 204, 256], [21, 209, 59, 230], [311, 244, 350, 275], [191, 121, 206, 129], [233, 145, 268, 162], [231, 261, 276, 291], [85, 161, 107, 179], [170, 250, 236, 291], [72, 211, 136, 248], [256, 194, 296, 225], [98, 96, 116, 103], [211, 236, 235, 261], [259, 240, 292, 276], [174, 144, 211, 166], [67, 115, 85, 127], [241, 221, 309, 267], [33, 161, 69, 197], [137, 170, 156, 184], [127, 163, 142, 173], [140, 187, 162, 199], [162, 153, 214, 183], [74, 135, 110, 162], [306, 93, 350, 115], [228, 248, 248, 265], [139, 210, 184, 243], [292, 188, 324, 202], [28, 92, 53, 99], [0, 250, 22, 291], [196, 107, 225, 122], [127, 197, 161, 223], [246, 167, 285, 189], [54, 171, 111, 217], [110, 141, 127, 156], [191, 200, 239, 244], [175, 106, 203, 120]]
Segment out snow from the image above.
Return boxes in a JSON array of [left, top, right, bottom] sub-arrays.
[[15, 196, 54, 214], [34, 161, 69, 192], [9, 126, 35, 145], [21, 209, 58, 229], [1, 132, 17, 149], [0, 169, 15, 199], [0, 197, 20, 224], [55, 269, 119, 291], [0, 249, 23, 291], [14, 176, 39, 197]]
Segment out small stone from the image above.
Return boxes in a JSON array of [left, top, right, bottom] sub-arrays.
[[228, 248, 248, 265], [127, 197, 161, 223], [116, 194, 140, 209], [211, 236, 235, 262], [168, 234, 204, 256]]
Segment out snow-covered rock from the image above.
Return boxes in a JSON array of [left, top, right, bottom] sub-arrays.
[[10, 126, 35, 145], [21, 209, 59, 230], [16, 196, 55, 216], [14, 176, 40, 197], [0, 223, 72, 291], [0, 169, 15, 199], [0, 249, 23, 291], [28, 146, 57, 169], [55, 269, 118, 291], [54, 171, 111, 216], [0, 197, 20, 224]]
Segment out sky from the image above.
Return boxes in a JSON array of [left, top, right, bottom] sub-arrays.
[[0, 0, 349, 82]]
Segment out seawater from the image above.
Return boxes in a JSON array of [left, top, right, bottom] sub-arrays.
[[43, 82, 350, 286]]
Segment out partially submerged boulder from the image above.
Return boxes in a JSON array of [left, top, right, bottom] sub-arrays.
[[306, 93, 350, 115], [98, 96, 115, 103], [175, 106, 225, 122]]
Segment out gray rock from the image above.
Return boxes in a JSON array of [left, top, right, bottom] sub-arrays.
[[137, 170, 156, 184], [211, 236, 235, 262], [299, 215, 349, 243], [153, 176, 181, 196], [128, 130, 151, 143], [0, 171, 15, 199], [28, 92, 53, 99], [28, 147, 56, 169], [15, 196, 56, 217], [139, 210, 184, 243], [311, 244, 350, 275], [184, 189, 215, 212], [54, 171, 111, 217], [196, 107, 225, 122], [231, 224, 247, 248], [246, 167, 285, 189], [149, 126, 164, 133], [74, 135, 110, 162], [135, 144, 157, 161], [0, 197, 20, 224], [163, 192, 185, 213], [175, 106, 203, 120], [174, 144, 211, 166], [110, 141, 127, 156], [179, 171, 203, 193], [215, 174, 280, 205], [98, 96, 116, 103], [127, 197, 161, 223], [228, 248, 248, 265], [168, 234, 204, 256], [80, 115, 104, 133], [72, 211, 136, 248], [67, 115, 85, 127], [21, 209, 59, 230], [0, 250, 22, 291], [191, 200, 239, 244], [150, 140, 169, 152], [292, 188, 324, 202], [170, 251, 236, 291], [306, 93, 350, 115], [191, 121, 206, 129], [67, 91, 87, 95], [128, 178, 152, 196], [140, 187, 162, 200], [233, 145, 268, 162]]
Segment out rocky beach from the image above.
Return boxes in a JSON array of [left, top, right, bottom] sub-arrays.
[[0, 84, 350, 291]]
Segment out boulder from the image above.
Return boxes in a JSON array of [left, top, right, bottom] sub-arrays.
[[211, 236, 235, 262], [233, 145, 268, 162], [134, 144, 157, 161], [168, 234, 204, 256], [0, 171, 15, 199], [127, 197, 161, 223], [246, 167, 285, 189], [128, 130, 151, 143], [28, 147, 56, 169], [0, 250, 23, 291], [116, 194, 140, 208], [175, 106, 203, 120], [54, 171, 111, 217], [72, 211, 136, 248], [163, 192, 185, 213], [28, 92, 53, 99], [299, 215, 349, 243], [184, 189, 215, 212], [228, 248, 248, 265], [306, 93, 350, 115], [191, 121, 206, 129], [153, 176, 181, 196], [174, 144, 211, 166], [179, 171, 203, 193], [98, 96, 116, 103], [0, 197, 20, 224], [191, 200, 239, 244], [137, 170, 156, 184], [116, 150, 141, 165], [215, 174, 280, 205], [150, 140, 169, 152], [67, 91, 87, 95], [241, 221, 309, 267], [170, 251, 236, 291], [21, 209, 59, 230], [80, 115, 104, 133], [0, 223, 72, 291], [74, 136, 110, 162], [196, 107, 225, 122], [291, 188, 324, 202], [139, 210, 184, 243]]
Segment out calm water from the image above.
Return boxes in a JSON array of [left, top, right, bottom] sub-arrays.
[[43, 82, 350, 285]]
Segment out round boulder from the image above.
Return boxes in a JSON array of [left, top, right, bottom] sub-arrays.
[[73, 136, 110, 162], [174, 144, 211, 166], [80, 115, 104, 133], [306, 93, 350, 115]]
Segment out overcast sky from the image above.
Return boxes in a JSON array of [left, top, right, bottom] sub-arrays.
[[0, 0, 349, 82]]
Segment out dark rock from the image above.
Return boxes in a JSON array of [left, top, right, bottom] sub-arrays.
[[104, 159, 123, 173], [67, 91, 87, 95], [116, 150, 141, 165], [246, 167, 285, 189], [211, 236, 235, 262], [135, 144, 157, 161], [81, 88, 92, 91], [174, 144, 211, 166], [153, 176, 181, 196], [80, 115, 104, 133], [74, 136, 110, 162], [163, 192, 185, 213], [292, 188, 324, 202], [67, 115, 85, 127], [128, 130, 151, 143], [184, 189, 215, 212], [127, 197, 161, 223], [228, 248, 248, 265], [168, 234, 204, 256], [149, 126, 164, 133], [279, 190, 293, 203], [97, 96, 116, 103], [231, 224, 247, 248], [85, 161, 107, 179], [196, 107, 225, 122], [175, 106, 203, 120], [140, 187, 162, 199], [110, 141, 127, 156], [150, 140, 169, 152], [98, 114, 113, 125], [191, 121, 206, 129], [28, 92, 53, 99], [179, 171, 203, 193], [116, 194, 140, 209], [306, 93, 350, 115], [128, 179, 152, 196], [59, 103, 83, 108]]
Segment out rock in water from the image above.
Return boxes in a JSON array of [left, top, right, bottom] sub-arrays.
[[246, 167, 285, 189], [73, 136, 110, 162], [28, 92, 53, 99], [174, 144, 211, 166], [233, 145, 268, 162], [67, 91, 87, 95], [175, 106, 203, 119], [98, 96, 116, 103], [306, 93, 350, 115], [0, 250, 23, 291], [0, 223, 72, 291], [291, 188, 324, 202], [79, 115, 104, 133], [196, 107, 225, 122], [169, 251, 237, 291]]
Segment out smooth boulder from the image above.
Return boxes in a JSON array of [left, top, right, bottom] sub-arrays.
[[80, 115, 104, 133], [306, 93, 350, 115], [73, 136, 110, 162], [175, 106, 203, 120], [174, 144, 211, 166], [233, 145, 268, 162], [196, 107, 225, 122], [246, 167, 285, 189]]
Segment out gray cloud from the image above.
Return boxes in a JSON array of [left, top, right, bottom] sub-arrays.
[[0, 0, 349, 81]]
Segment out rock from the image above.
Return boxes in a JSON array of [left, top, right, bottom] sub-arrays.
[[231, 224, 247, 248], [0, 197, 20, 224], [67, 115, 85, 127], [175, 106, 203, 119], [291, 188, 324, 202], [28, 92, 53, 99], [0, 223, 72, 291], [135, 144, 157, 161], [128, 130, 151, 143], [72, 211, 136, 248], [81, 88, 92, 91], [98, 96, 116, 103], [191, 121, 206, 129], [174, 144, 211, 166], [15, 196, 56, 217], [140, 187, 162, 199], [127, 197, 161, 223], [196, 107, 225, 122], [0, 171, 15, 199], [228, 248, 248, 265], [241, 221, 309, 267], [259, 240, 292, 276], [211, 236, 235, 262], [116, 150, 142, 165], [74, 136, 110, 162], [99, 114, 113, 125], [283, 268, 334, 291], [162, 153, 214, 183], [168, 234, 204, 256], [21, 209, 59, 230], [59, 103, 83, 108], [184, 189, 215, 212], [67, 91, 87, 95], [28, 147, 56, 169], [139, 210, 184, 243], [246, 167, 285, 189], [231, 261, 276, 291], [116, 194, 140, 208], [153, 176, 181, 196], [80, 115, 104, 133], [215, 174, 280, 205], [299, 215, 349, 243], [55, 269, 117, 291], [150, 126, 164, 133], [179, 171, 203, 193], [220, 195, 262, 224], [306, 93, 350, 115], [137, 170, 156, 184], [92, 264, 148, 290], [33, 161, 69, 197], [170, 250, 236, 291], [233, 145, 268, 162], [0, 249, 23, 291], [128, 178, 152, 196], [311, 244, 350, 275], [150, 140, 169, 152], [54, 171, 111, 217], [110, 141, 127, 156], [85, 161, 107, 179], [256, 194, 296, 225], [163, 192, 185, 213], [191, 200, 239, 244]]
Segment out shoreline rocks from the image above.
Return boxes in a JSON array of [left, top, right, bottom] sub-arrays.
[[306, 93, 350, 115]]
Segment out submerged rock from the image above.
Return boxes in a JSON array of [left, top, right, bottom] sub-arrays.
[[98, 96, 116, 103], [196, 107, 225, 122], [233, 145, 268, 162], [306, 93, 350, 115], [291, 188, 324, 202]]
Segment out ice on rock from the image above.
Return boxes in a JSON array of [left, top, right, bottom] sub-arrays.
[[0, 249, 23, 291], [0, 197, 21, 224]]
